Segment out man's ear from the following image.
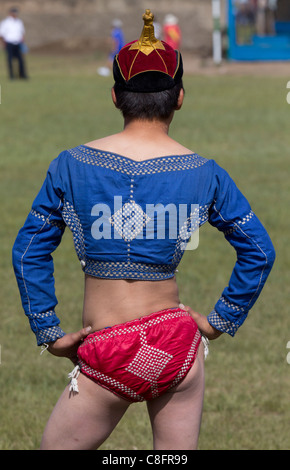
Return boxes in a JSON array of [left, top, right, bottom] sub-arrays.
[[176, 88, 184, 111], [111, 87, 118, 108]]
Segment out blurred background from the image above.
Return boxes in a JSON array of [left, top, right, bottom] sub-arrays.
[[0, 0, 290, 61]]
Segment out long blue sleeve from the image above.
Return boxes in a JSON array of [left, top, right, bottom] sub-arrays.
[[12, 156, 67, 345], [207, 164, 276, 336]]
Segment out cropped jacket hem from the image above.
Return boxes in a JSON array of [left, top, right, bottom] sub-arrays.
[[84, 259, 176, 280]]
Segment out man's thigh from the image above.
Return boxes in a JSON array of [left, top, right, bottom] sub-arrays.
[[40, 373, 131, 450], [146, 343, 205, 450]]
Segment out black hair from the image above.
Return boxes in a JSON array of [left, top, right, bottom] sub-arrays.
[[114, 81, 184, 121]]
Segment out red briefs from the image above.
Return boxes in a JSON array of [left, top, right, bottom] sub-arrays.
[[77, 307, 201, 402]]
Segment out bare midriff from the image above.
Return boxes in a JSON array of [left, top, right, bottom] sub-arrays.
[[82, 275, 180, 333]]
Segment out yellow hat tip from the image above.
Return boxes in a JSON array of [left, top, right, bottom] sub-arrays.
[[129, 9, 165, 56]]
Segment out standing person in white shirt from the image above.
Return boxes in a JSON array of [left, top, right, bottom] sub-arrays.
[[0, 7, 28, 79]]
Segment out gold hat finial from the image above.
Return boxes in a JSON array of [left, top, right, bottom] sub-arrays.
[[129, 9, 165, 56]]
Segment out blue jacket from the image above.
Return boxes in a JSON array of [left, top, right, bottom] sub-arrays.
[[12, 145, 275, 345]]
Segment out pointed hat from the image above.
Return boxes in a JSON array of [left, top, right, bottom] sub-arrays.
[[113, 9, 183, 92]]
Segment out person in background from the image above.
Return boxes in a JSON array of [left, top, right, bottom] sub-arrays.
[[109, 19, 125, 63], [0, 7, 28, 79], [153, 16, 162, 40], [162, 13, 182, 50], [98, 19, 125, 77]]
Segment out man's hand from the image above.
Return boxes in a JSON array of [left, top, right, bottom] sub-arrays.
[[180, 304, 222, 340], [47, 326, 92, 364]]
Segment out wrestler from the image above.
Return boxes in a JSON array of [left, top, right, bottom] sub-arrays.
[[12, 10, 275, 450]]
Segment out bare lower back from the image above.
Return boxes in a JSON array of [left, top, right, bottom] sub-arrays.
[[82, 275, 180, 332]]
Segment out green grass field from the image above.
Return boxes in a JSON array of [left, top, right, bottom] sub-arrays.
[[0, 50, 289, 450]]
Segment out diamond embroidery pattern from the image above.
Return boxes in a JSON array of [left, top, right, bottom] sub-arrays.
[[126, 329, 173, 398], [109, 200, 151, 242]]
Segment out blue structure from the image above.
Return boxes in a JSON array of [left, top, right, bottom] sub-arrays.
[[228, 0, 290, 60]]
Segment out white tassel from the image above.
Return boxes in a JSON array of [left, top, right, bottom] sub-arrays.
[[201, 335, 209, 360], [40, 343, 49, 355], [68, 365, 80, 394]]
